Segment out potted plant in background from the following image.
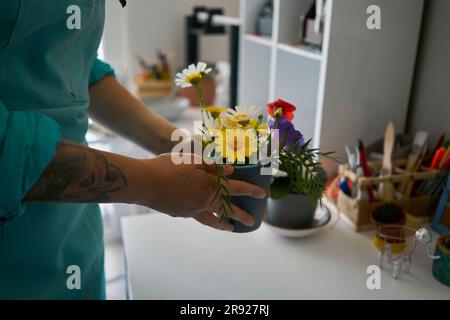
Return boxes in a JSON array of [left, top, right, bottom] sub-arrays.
[[266, 99, 332, 229], [135, 50, 173, 99], [175, 63, 334, 233]]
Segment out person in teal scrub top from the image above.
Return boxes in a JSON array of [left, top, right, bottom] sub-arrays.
[[0, 0, 266, 299]]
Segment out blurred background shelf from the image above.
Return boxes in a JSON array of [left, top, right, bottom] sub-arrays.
[[277, 43, 322, 62], [273, 49, 321, 140], [244, 33, 273, 47], [239, 0, 425, 173]]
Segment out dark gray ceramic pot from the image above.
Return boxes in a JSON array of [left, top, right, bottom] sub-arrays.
[[268, 193, 317, 229], [229, 165, 272, 233]]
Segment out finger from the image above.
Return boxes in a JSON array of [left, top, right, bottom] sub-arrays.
[[195, 212, 234, 232], [200, 163, 234, 176], [227, 180, 267, 199], [226, 204, 256, 227]]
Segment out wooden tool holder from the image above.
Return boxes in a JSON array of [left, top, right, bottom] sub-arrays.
[[136, 78, 173, 99], [336, 159, 447, 231]]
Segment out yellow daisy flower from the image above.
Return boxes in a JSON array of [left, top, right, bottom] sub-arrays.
[[215, 129, 259, 164], [202, 106, 230, 119], [222, 113, 251, 129]]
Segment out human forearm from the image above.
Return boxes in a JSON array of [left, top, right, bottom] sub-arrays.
[[23, 140, 265, 231], [87, 76, 181, 154], [24, 139, 146, 204]]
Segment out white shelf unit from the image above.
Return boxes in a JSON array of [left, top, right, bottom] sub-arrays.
[[244, 33, 273, 47], [239, 0, 424, 172]]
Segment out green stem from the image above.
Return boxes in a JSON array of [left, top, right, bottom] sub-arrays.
[[195, 84, 209, 123], [193, 83, 232, 221], [194, 84, 206, 108]]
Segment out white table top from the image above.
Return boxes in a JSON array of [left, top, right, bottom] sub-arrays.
[[119, 107, 448, 299], [121, 208, 449, 300]]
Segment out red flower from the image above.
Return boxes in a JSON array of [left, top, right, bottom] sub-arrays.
[[267, 99, 297, 122]]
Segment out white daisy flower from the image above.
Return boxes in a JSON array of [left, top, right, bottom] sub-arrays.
[[175, 62, 212, 88], [204, 116, 222, 130], [231, 105, 262, 119]]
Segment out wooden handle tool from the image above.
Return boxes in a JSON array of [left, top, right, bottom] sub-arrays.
[[399, 131, 428, 195], [379, 122, 395, 202]]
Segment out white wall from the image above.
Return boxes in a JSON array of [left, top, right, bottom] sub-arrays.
[[102, 0, 131, 79], [407, 0, 450, 144], [102, 0, 239, 81]]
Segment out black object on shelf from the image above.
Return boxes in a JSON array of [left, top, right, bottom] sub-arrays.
[[229, 24, 239, 110], [256, 1, 274, 37], [204, 9, 226, 34], [185, 7, 240, 109]]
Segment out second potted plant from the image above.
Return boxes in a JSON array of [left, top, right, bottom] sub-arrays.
[[266, 99, 331, 229]]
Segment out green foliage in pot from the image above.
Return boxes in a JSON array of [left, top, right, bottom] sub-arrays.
[[269, 139, 333, 202]]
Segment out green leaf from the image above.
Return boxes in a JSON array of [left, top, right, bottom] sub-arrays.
[[270, 177, 291, 199], [276, 146, 329, 202]]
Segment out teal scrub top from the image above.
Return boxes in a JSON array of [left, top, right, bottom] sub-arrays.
[[0, 0, 115, 299]]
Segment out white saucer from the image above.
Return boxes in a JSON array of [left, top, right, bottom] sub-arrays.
[[263, 205, 339, 238]]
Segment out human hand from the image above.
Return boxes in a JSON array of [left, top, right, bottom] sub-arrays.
[[135, 153, 267, 231]]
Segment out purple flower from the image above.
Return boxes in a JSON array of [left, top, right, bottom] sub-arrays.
[[286, 130, 305, 149], [269, 117, 305, 150]]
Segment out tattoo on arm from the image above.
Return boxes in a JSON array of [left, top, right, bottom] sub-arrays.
[[24, 141, 127, 203]]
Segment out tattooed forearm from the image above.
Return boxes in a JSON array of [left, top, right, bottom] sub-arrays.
[[24, 140, 127, 203]]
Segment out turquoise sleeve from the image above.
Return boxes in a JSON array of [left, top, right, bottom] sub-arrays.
[[0, 101, 61, 224], [89, 58, 116, 86]]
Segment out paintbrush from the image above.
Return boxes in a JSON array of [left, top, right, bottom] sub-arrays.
[[379, 122, 395, 202], [403, 141, 429, 197], [399, 131, 428, 195]]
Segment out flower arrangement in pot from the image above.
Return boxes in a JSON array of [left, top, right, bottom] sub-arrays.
[[175, 62, 334, 233], [266, 99, 333, 229]]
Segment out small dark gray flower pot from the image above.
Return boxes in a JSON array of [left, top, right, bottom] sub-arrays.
[[229, 165, 272, 233], [268, 194, 317, 229]]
